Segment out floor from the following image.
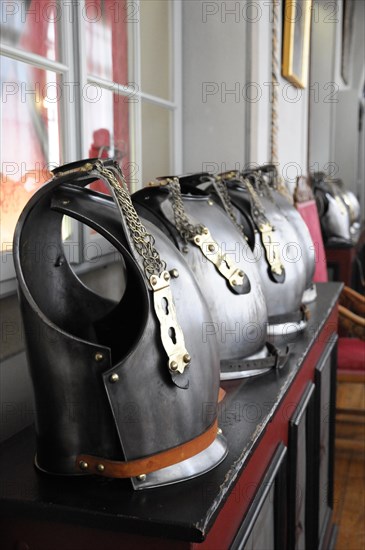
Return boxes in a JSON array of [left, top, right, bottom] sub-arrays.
[[334, 382, 365, 550]]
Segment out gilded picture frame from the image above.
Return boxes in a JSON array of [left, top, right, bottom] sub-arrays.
[[282, 0, 312, 88]]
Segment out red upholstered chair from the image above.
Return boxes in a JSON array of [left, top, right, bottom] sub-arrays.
[[294, 183, 365, 426], [296, 199, 328, 283], [336, 338, 365, 384]]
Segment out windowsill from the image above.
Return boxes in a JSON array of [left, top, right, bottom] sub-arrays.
[[0, 252, 120, 299]]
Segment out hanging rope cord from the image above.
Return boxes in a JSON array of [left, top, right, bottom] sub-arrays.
[[271, 0, 280, 166], [270, 0, 293, 203]]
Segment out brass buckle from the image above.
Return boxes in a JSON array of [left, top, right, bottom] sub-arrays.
[[258, 222, 284, 276], [193, 228, 245, 289], [150, 271, 191, 375], [217, 170, 240, 182], [148, 176, 178, 187], [52, 162, 94, 179]]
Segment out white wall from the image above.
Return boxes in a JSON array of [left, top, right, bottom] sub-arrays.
[[309, 0, 365, 218], [183, 0, 310, 190], [333, 0, 365, 217], [309, 0, 338, 173], [251, 2, 310, 189], [182, 0, 250, 174]]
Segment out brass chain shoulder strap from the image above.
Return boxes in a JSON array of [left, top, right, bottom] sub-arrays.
[[95, 161, 167, 279], [53, 160, 192, 379], [94, 162, 191, 379], [213, 176, 247, 238], [242, 175, 268, 220], [167, 177, 205, 242], [241, 174, 285, 279], [256, 172, 277, 204], [163, 176, 247, 291]]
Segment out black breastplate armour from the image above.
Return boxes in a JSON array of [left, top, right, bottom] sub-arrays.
[[13, 159, 226, 489]]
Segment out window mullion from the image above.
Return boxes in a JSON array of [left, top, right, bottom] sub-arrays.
[[128, 1, 142, 192], [172, 0, 183, 175], [0, 43, 68, 72], [59, 11, 79, 163], [58, 2, 85, 264], [75, 0, 89, 160]]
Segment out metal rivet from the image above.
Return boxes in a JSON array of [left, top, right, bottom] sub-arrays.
[[109, 373, 119, 383], [238, 270, 244, 278], [183, 353, 191, 363], [170, 361, 178, 371], [163, 272, 170, 281], [96, 463, 105, 472], [203, 227, 209, 234], [231, 280, 237, 286], [61, 199, 70, 205], [217, 427, 223, 435], [79, 460, 89, 470], [151, 276, 158, 285], [208, 244, 215, 252], [94, 352, 104, 362], [208, 200, 214, 206], [195, 237, 200, 244], [170, 269, 179, 278], [182, 246, 189, 254], [136, 474, 146, 482]]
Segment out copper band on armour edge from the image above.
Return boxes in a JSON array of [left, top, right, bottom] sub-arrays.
[[76, 419, 219, 478]]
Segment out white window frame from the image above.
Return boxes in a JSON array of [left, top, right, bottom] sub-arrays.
[[0, 0, 182, 295]]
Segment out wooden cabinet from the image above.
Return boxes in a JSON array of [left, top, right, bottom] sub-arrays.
[[231, 443, 287, 550], [288, 382, 316, 550], [0, 283, 342, 550], [314, 340, 337, 550]]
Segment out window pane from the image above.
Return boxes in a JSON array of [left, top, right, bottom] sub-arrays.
[[85, 88, 131, 190], [85, 0, 129, 85], [0, 0, 61, 61], [140, 0, 171, 100], [1, 58, 61, 251], [141, 102, 171, 184]]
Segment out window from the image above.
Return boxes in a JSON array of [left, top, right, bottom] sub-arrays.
[[0, 0, 182, 293]]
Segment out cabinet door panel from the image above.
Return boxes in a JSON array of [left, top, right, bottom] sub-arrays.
[[288, 382, 315, 550], [230, 443, 287, 550], [313, 337, 337, 549]]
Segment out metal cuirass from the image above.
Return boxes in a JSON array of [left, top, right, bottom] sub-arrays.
[[259, 165, 317, 303], [212, 170, 309, 335], [13, 159, 227, 490], [312, 173, 360, 246], [132, 175, 290, 380]]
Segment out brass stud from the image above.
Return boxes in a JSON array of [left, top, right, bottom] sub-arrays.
[[231, 280, 237, 286], [208, 244, 215, 252], [163, 272, 170, 281], [183, 353, 191, 363], [203, 227, 209, 234], [79, 460, 89, 470], [136, 474, 146, 482], [217, 427, 223, 436], [238, 270, 244, 278], [170, 361, 179, 371], [109, 373, 119, 383], [96, 463, 105, 472], [170, 269, 179, 278], [94, 352, 104, 362], [151, 276, 158, 286], [195, 237, 200, 244]]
